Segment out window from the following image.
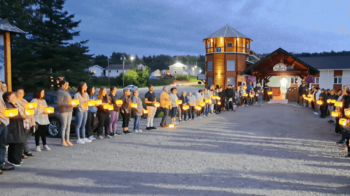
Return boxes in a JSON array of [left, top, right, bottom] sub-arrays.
[[334, 77, 342, 84], [315, 77, 319, 84], [291, 77, 298, 84], [208, 61, 213, 72], [227, 60, 235, 71], [208, 77, 213, 86], [227, 42, 232, 47], [208, 43, 210, 48], [227, 77, 235, 87]]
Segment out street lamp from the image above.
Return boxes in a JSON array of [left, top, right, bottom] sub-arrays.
[[121, 55, 126, 87]]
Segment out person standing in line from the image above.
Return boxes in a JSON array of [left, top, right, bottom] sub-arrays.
[[327, 89, 337, 123], [1, 83, 7, 94], [257, 89, 263, 106], [225, 85, 234, 111], [263, 82, 269, 102], [74, 82, 91, 144], [247, 82, 253, 94], [57, 80, 74, 147], [86, 86, 97, 140], [218, 87, 225, 111], [335, 88, 345, 136], [313, 87, 321, 115], [170, 87, 179, 124], [304, 88, 310, 107], [121, 89, 132, 134], [4, 92, 26, 166], [109, 86, 121, 136], [319, 89, 328, 118], [179, 91, 188, 121], [195, 90, 203, 118], [0, 91, 15, 174], [298, 83, 306, 106], [15, 88, 35, 158], [187, 92, 196, 120], [160, 86, 172, 127], [31, 89, 51, 152], [310, 86, 316, 110], [96, 88, 112, 138], [209, 85, 215, 114], [132, 90, 143, 133], [203, 88, 210, 116], [177, 92, 182, 122], [144, 84, 157, 130]]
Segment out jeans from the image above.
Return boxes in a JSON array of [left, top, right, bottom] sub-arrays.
[[188, 106, 195, 119], [75, 110, 87, 139], [171, 107, 177, 118], [60, 112, 72, 141], [204, 104, 210, 116], [0, 124, 7, 167], [210, 104, 214, 113], [181, 107, 188, 120], [134, 115, 141, 131], [110, 111, 119, 134], [147, 106, 157, 127], [258, 95, 263, 105], [160, 107, 170, 126]]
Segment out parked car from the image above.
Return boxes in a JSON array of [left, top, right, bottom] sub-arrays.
[[24, 92, 98, 138], [149, 76, 160, 80], [124, 85, 138, 92]]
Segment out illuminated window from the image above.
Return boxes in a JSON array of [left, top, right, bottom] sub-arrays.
[[208, 61, 213, 72], [227, 60, 235, 71]]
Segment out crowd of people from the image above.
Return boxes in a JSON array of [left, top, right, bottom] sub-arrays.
[[0, 79, 272, 175], [297, 81, 350, 157]]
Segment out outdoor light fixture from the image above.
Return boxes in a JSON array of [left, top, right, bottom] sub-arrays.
[[332, 111, 340, 118], [45, 107, 54, 114], [71, 99, 80, 106], [25, 109, 35, 116], [5, 108, 18, 117], [339, 118, 348, 126], [154, 102, 160, 107], [25, 103, 37, 109], [335, 101, 343, 107]]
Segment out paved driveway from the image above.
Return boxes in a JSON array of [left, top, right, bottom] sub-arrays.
[[0, 103, 349, 195]]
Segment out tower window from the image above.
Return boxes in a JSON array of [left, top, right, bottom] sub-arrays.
[[227, 60, 235, 71], [227, 43, 233, 47], [208, 61, 213, 72]]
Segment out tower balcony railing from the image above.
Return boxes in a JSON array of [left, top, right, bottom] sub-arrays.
[[206, 47, 250, 54]]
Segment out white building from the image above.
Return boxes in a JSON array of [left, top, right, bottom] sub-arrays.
[[85, 65, 104, 77], [107, 64, 132, 77], [161, 69, 169, 75], [150, 69, 161, 77], [169, 62, 202, 76], [137, 64, 145, 71]]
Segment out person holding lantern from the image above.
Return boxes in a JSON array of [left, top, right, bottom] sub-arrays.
[[15, 88, 35, 158], [218, 87, 225, 111], [74, 82, 91, 144], [179, 91, 188, 121], [170, 87, 179, 124], [319, 89, 328, 118], [298, 83, 306, 106], [109, 86, 121, 136], [225, 85, 234, 111], [160, 86, 172, 127], [327, 90, 337, 123], [96, 88, 112, 138], [4, 92, 26, 166], [144, 84, 157, 130], [263, 83, 270, 102], [31, 89, 51, 152], [132, 90, 143, 133], [57, 80, 74, 147], [195, 90, 204, 118], [186, 92, 197, 120], [86, 86, 98, 140], [121, 89, 132, 134], [203, 88, 211, 116], [313, 87, 321, 115]]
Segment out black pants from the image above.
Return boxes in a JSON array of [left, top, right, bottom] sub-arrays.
[[263, 92, 269, 101], [311, 101, 315, 110], [160, 107, 170, 126], [181, 107, 188, 120], [320, 105, 327, 118], [188, 106, 195, 119], [86, 112, 96, 138], [97, 112, 110, 136], [335, 117, 342, 134], [8, 143, 23, 164], [121, 110, 130, 128], [35, 124, 48, 146]]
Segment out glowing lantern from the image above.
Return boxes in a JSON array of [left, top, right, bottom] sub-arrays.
[[332, 111, 340, 118], [5, 108, 18, 117], [25, 103, 37, 109], [243, 86, 247, 89], [45, 107, 54, 114], [169, 124, 175, 128], [95, 100, 102, 106], [25, 109, 35, 116], [243, 93, 248, 97], [249, 93, 253, 97], [131, 103, 138, 108], [308, 94, 312, 98], [103, 104, 109, 110], [218, 101, 221, 105], [205, 98, 210, 103], [331, 100, 336, 104], [108, 105, 114, 110], [216, 96, 220, 100], [182, 105, 189, 110], [268, 92, 273, 95], [334, 101, 343, 107], [303, 95, 306, 99], [316, 100, 323, 105], [199, 102, 205, 107], [195, 105, 201, 110], [176, 100, 182, 105], [255, 93, 259, 97], [344, 109, 350, 117], [71, 99, 80, 106], [143, 110, 148, 114], [115, 100, 123, 105], [154, 102, 160, 107], [327, 99, 335, 104], [339, 118, 348, 126], [88, 100, 96, 107]]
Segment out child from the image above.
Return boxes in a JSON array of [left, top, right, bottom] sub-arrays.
[[132, 90, 143, 132]]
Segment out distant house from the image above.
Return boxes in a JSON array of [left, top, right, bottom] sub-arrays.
[[86, 65, 104, 77], [150, 69, 161, 77], [169, 62, 202, 76], [137, 64, 146, 71], [161, 69, 169, 75], [107, 64, 132, 77]]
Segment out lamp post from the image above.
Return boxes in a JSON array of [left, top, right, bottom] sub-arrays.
[[107, 56, 110, 86], [121, 55, 126, 87]]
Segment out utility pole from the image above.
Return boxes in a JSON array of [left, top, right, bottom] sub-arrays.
[[121, 55, 126, 87], [107, 56, 110, 86]]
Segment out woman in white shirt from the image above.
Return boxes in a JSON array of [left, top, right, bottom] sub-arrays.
[[74, 82, 90, 144]]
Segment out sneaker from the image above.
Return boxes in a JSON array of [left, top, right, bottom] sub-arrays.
[[174, 121, 179, 125], [105, 135, 112, 139], [84, 138, 92, 143], [62, 140, 68, 147], [9, 162, 21, 167], [88, 136, 96, 141], [146, 127, 152, 130], [116, 133, 124, 135], [36, 146, 41, 152], [151, 127, 157, 129], [43, 145, 51, 151], [1, 163, 15, 171], [97, 136, 104, 139], [134, 130, 139, 133], [138, 130, 143, 133], [123, 131, 132, 134], [76, 139, 85, 144], [336, 140, 345, 144]]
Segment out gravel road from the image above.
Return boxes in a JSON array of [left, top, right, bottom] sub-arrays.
[[0, 103, 349, 196]]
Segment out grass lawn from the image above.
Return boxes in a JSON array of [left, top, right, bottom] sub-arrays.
[[188, 75, 200, 82]]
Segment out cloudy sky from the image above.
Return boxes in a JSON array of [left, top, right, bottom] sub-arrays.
[[64, 0, 350, 57]]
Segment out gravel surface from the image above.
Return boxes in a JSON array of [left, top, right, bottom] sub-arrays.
[[1, 103, 349, 196]]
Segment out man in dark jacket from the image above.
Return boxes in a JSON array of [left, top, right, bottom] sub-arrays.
[[298, 83, 306, 106], [218, 87, 226, 112], [225, 85, 235, 111]]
